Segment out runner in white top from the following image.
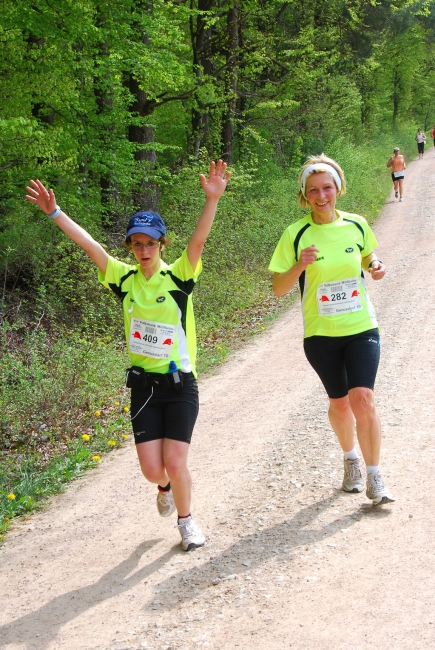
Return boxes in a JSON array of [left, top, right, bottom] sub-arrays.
[[415, 128, 426, 159]]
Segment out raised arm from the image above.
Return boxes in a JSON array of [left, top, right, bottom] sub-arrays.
[[25, 180, 108, 273], [186, 160, 231, 271]]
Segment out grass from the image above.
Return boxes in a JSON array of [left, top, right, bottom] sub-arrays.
[[0, 129, 410, 542]]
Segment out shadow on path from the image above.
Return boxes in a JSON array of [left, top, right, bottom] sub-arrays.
[[145, 495, 393, 612], [0, 538, 170, 650]]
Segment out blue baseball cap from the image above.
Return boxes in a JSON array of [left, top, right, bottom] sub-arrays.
[[126, 211, 166, 240]]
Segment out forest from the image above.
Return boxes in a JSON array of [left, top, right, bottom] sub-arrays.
[[1, 0, 435, 530]]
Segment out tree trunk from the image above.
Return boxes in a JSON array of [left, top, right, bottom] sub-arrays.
[[190, 0, 215, 157], [221, 2, 239, 164], [95, 9, 119, 213]]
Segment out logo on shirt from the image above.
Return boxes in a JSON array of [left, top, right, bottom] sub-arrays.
[[345, 247, 354, 253], [156, 296, 166, 303]]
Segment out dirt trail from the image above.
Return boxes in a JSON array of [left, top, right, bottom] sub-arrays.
[[1, 152, 435, 650]]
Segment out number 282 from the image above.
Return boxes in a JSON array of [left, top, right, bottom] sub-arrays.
[[331, 292, 346, 301]]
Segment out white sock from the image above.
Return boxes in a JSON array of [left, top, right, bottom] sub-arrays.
[[343, 448, 358, 461], [366, 465, 379, 476]]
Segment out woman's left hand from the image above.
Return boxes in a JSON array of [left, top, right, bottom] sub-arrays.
[[369, 261, 386, 280], [199, 160, 231, 200]]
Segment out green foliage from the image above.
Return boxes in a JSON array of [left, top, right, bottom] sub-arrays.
[[1, 0, 435, 541], [0, 326, 131, 537]]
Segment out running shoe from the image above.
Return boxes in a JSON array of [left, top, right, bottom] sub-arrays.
[[395, 191, 399, 198], [342, 458, 365, 493], [399, 197, 403, 202], [177, 516, 205, 551], [156, 488, 176, 517], [366, 472, 395, 505]]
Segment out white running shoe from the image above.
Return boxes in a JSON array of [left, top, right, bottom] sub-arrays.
[[156, 488, 176, 517], [399, 197, 403, 201], [366, 472, 395, 505], [342, 458, 365, 493], [177, 516, 205, 551]]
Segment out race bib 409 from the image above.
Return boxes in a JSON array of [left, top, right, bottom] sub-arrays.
[[129, 318, 176, 359]]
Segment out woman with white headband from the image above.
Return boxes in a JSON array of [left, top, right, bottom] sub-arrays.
[[269, 153, 394, 506]]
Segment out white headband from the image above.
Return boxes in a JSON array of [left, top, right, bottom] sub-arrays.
[[300, 163, 342, 198]]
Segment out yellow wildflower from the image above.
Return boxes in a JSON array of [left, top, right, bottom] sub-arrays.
[[123, 406, 130, 413], [7, 494, 15, 500], [108, 440, 116, 447], [123, 434, 128, 440], [82, 434, 90, 441], [92, 455, 101, 462], [94, 410, 101, 417], [217, 346, 222, 350], [114, 401, 120, 406]]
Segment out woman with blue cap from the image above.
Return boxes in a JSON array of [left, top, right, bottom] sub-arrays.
[[26, 160, 231, 551]]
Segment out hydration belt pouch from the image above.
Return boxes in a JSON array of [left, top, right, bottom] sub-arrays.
[[168, 368, 184, 393], [126, 366, 148, 389], [126, 366, 180, 391]]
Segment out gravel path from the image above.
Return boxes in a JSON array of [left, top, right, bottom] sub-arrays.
[[1, 151, 435, 650]]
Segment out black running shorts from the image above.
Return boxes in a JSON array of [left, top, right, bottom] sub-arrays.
[[130, 373, 199, 444], [303, 328, 380, 399]]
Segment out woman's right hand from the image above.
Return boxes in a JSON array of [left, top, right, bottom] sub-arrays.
[[26, 178, 109, 273], [299, 245, 320, 266], [25, 179, 57, 215]]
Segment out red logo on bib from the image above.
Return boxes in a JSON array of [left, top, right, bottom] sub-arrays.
[[162, 338, 173, 345], [133, 331, 142, 339], [320, 295, 329, 302], [351, 290, 359, 297]]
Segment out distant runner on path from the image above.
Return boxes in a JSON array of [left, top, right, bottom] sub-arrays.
[[415, 128, 427, 159], [431, 125, 435, 148], [25, 160, 231, 552], [387, 147, 406, 201], [269, 153, 395, 506]]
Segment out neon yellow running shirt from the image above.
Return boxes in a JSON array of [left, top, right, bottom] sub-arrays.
[[269, 211, 378, 338], [99, 249, 202, 376]]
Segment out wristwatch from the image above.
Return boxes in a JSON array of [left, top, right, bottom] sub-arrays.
[[368, 259, 383, 269]]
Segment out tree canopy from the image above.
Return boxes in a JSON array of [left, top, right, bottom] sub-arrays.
[[1, 0, 435, 316]]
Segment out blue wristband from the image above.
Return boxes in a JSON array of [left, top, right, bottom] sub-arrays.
[[47, 205, 61, 219]]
